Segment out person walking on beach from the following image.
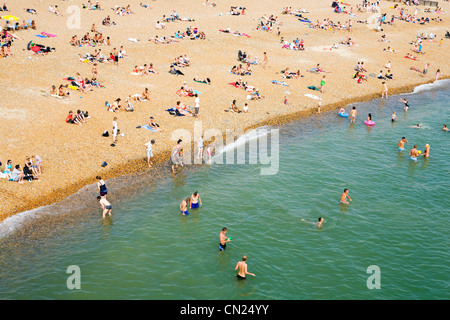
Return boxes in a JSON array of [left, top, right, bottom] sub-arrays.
[[398, 137, 408, 151], [235, 256, 255, 279], [263, 52, 268, 69], [112, 116, 118, 144], [435, 69, 440, 82], [382, 81, 388, 99], [96, 176, 107, 197], [219, 227, 231, 251], [144, 139, 155, 167], [340, 188, 352, 204], [409, 145, 419, 161], [171, 139, 184, 173], [350, 106, 357, 124], [180, 197, 190, 215], [97, 196, 112, 218], [319, 75, 326, 93], [197, 135, 203, 160], [190, 191, 202, 209]]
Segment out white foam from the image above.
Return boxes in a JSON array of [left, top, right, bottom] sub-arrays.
[[406, 79, 450, 95], [212, 127, 271, 159]]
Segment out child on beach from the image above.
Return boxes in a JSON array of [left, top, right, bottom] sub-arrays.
[[144, 139, 155, 167], [97, 196, 112, 218]]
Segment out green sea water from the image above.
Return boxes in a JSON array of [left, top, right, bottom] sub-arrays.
[[0, 82, 449, 300]]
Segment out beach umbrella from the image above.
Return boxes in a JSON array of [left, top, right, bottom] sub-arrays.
[[1, 15, 20, 21]]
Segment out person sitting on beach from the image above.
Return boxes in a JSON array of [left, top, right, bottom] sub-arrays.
[[155, 20, 166, 29], [146, 63, 158, 74], [175, 101, 194, 116], [385, 69, 394, 79], [230, 100, 242, 113], [169, 65, 184, 76], [66, 110, 80, 125], [148, 116, 163, 131], [377, 70, 386, 80], [142, 88, 151, 100], [250, 88, 264, 100], [11, 164, 25, 184], [383, 46, 397, 53]]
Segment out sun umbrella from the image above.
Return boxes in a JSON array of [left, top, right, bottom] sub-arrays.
[[1, 15, 20, 21]]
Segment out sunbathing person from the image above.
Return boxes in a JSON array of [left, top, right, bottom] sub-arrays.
[[142, 88, 151, 100], [193, 76, 211, 84], [175, 101, 194, 116], [230, 100, 242, 113], [148, 117, 164, 131]]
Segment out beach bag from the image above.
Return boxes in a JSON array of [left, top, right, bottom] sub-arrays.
[[102, 130, 109, 137]]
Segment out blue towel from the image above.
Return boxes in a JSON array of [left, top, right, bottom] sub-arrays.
[[142, 124, 159, 132]]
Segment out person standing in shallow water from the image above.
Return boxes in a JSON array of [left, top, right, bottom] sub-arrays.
[[219, 227, 231, 251], [235, 256, 255, 279], [340, 188, 352, 204], [350, 106, 357, 124]]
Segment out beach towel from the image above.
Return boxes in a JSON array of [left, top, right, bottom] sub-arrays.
[[41, 32, 56, 37], [271, 80, 289, 86], [229, 82, 240, 88], [298, 18, 311, 23], [141, 124, 159, 132], [193, 79, 208, 84], [307, 85, 319, 91], [304, 93, 321, 100], [35, 34, 47, 38]]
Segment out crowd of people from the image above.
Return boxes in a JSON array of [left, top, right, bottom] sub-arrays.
[[0, 156, 43, 183]]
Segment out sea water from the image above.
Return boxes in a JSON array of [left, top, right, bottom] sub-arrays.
[[0, 81, 449, 299]]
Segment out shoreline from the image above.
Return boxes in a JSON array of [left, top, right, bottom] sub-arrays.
[[1, 76, 447, 224]]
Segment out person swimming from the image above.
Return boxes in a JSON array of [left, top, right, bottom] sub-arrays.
[[443, 124, 449, 131]]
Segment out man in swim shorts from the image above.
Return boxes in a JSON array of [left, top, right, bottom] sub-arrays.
[[235, 256, 255, 279], [398, 137, 408, 151], [409, 145, 419, 161], [97, 196, 112, 218], [219, 227, 231, 251], [340, 188, 352, 204]]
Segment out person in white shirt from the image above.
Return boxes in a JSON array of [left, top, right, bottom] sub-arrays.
[[194, 94, 200, 117], [197, 135, 203, 159], [144, 139, 155, 167]]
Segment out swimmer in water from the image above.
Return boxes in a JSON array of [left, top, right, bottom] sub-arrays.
[[442, 124, 449, 131], [398, 137, 408, 151], [367, 113, 373, 122], [97, 196, 112, 218], [219, 227, 231, 251], [340, 188, 352, 204], [391, 111, 397, 122], [415, 123, 421, 128], [399, 98, 409, 111], [316, 217, 324, 229], [180, 197, 190, 215], [235, 256, 255, 279], [350, 106, 357, 124], [409, 144, 419, 161], [339, 107, 346, 114]]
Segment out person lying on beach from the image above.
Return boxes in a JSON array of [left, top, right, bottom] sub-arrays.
[[383, 46, 398, 53], [404, 53, 418, 60], [175, 101, 194, 116], [282, 68, 301, 79], [193, 76, 211, 84], [102, 15, 116, 26], [169, 65, 184, 76]]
